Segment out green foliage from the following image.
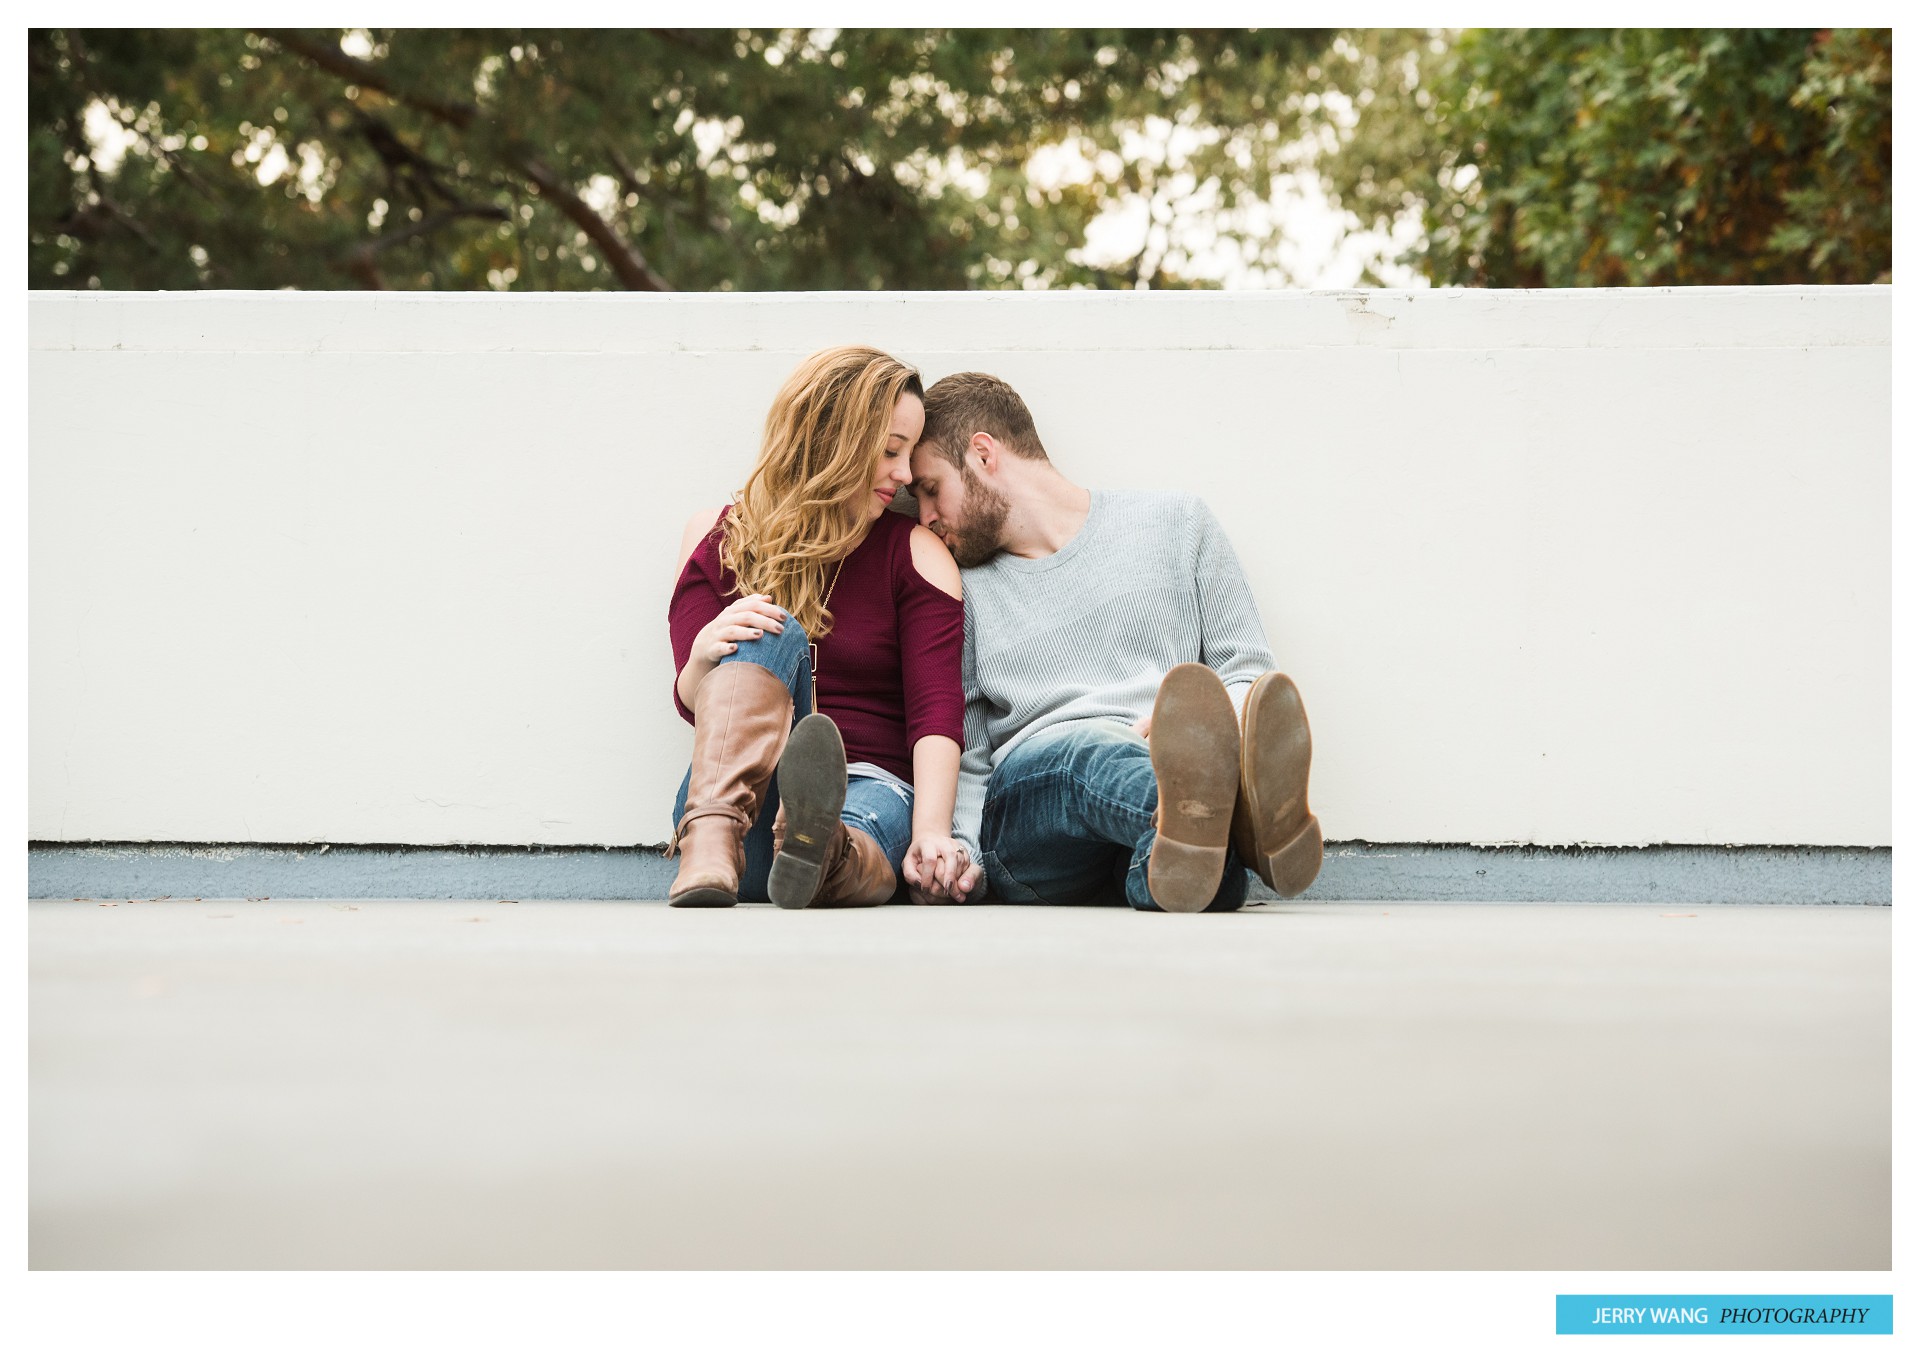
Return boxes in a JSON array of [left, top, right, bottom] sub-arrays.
[[1772, 29, 1893, 279], [1318, 28, 1892, 286], [29, 27, 1330, 292], [32, 28, 1892, 291]]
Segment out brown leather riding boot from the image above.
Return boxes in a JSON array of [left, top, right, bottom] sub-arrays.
[[766, 713, 847, 908], [810, 823, 899, 908], [771, 806, 898, 909], [668, 662, 793, 907], [1230, 671, 1323, 898]]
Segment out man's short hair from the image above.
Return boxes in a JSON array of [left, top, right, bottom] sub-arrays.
[[919, 372, 1049, 468]]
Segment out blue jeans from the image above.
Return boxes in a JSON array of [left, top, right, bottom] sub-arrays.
[[978, 720, 1249, 913], [670, 607, 914, 903]]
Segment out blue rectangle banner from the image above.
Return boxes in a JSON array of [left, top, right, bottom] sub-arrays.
[[1557, 1295, 1891, 1335]]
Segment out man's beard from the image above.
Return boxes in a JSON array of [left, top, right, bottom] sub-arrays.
[[944, 467, 1011, 568]]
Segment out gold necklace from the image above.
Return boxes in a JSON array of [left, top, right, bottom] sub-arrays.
[[809, 555, 847, 713]]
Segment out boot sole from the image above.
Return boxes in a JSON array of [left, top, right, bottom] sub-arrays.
[[1240, 673, 1322, 898], [668, 885, 739, 908], [768, 714, 847, 910], [1147, 664, 1242, 913]]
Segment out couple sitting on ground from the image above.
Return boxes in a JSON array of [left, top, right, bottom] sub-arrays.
[[666, 345, 1323, 914]]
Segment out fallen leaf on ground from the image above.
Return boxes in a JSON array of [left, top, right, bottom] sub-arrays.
[[498, 900, 518, 904], [246, 897, 268, 902]]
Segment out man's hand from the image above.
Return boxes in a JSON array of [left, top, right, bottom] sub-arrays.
[[1130, 713, 1153, 740], [902, 834, 966, 894], [903, 837, 984, 902], [948, 856, 984, 902]]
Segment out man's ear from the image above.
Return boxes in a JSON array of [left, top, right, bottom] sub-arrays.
[[972, 432, 999, 476]]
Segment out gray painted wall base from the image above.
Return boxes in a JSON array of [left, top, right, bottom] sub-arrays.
[[27, 841, 1891, 905]]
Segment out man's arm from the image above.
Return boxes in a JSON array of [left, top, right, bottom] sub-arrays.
[[952, 698, 992, 864], [1191, 497, 1277, 716], [945, 617, 993, 899]]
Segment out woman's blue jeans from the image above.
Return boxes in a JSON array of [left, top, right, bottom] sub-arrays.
[[977, 720, 1249, 913], [670, 609, 914, 903]]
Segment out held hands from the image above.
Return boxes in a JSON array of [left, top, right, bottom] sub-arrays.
[[902, 835, 983, 903], [693, 594, 787, 665]]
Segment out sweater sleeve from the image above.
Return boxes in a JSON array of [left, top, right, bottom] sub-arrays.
[[1189, 497, 1276, 717], [667, 529, 731, 723], [895, 537, 965, 750], [951, 608, 992, 863]]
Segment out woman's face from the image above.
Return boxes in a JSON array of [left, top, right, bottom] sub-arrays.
[[866, 392, 926, 521]]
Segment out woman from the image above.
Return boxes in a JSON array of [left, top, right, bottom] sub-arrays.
[[666, 345, 968, 908]]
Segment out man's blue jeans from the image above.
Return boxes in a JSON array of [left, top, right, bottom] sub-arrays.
[[670, 607, 914, 903], [978, 720, 1249, 912]]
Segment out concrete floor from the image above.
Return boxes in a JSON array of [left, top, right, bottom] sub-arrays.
[[29, 897, 1889, 1270]]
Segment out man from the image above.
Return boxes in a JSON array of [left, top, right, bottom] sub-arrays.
[[906, 372, 1322, 913]]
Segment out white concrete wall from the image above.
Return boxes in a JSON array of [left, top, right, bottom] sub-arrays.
[[29, 288, 1891, 847]]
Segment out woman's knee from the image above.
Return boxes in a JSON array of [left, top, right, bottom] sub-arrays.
[[715, 603, 810, 674], [843, 779, 913, 866], [754, 606, 810, 658]]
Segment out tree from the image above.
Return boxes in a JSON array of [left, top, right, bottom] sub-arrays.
[[29, 27, 1333, 292], [1315, 28, 1892, 287]]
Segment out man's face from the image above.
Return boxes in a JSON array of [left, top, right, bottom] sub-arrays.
[[910, 440, 1009, 568]]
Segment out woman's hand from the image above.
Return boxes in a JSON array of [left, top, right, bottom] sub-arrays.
[[691, 594, 787, 665], [902, 834, 972, 901]]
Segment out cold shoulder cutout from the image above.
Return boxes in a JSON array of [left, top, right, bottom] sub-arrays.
[[908, 524, 963, 600]]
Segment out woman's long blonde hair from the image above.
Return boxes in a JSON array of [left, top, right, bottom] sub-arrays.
[[721, 345, 923, 639]]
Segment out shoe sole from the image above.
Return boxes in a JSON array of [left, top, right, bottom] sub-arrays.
[[1146, 663, 1242, 913], [1240, 673, 1322, 898], [668, 885, 738, 908], [767, 714, 847, 910]]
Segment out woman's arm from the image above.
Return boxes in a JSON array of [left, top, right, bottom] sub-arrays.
[[907, 524, 962, 602], [908, 733, 962, 854], [672, 508, 725, 711], [671, 507, 788, 711], [899, 526, 969, 896]]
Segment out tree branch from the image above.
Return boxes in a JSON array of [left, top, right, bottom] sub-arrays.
[[523, 157, 672, 291], [259, 29, 673, 291], [255, 30, 477, 128], [603, 143, 648, 202], [605, 140, 730, 237], [94, 193, 162, 251], [340, 203, 511, 289]]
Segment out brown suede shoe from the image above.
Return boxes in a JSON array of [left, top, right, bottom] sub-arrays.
[[1231, 672, 1323, 898], [767, 713, 849, 909], [1145, 663, 1242, 913], [668, 662, 793, 907]]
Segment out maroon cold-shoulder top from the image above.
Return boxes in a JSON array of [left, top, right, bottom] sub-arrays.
[[669, 507, 964, 782]]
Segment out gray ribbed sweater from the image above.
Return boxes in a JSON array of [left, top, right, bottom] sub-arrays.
[[953, 488, 1276, 859]]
